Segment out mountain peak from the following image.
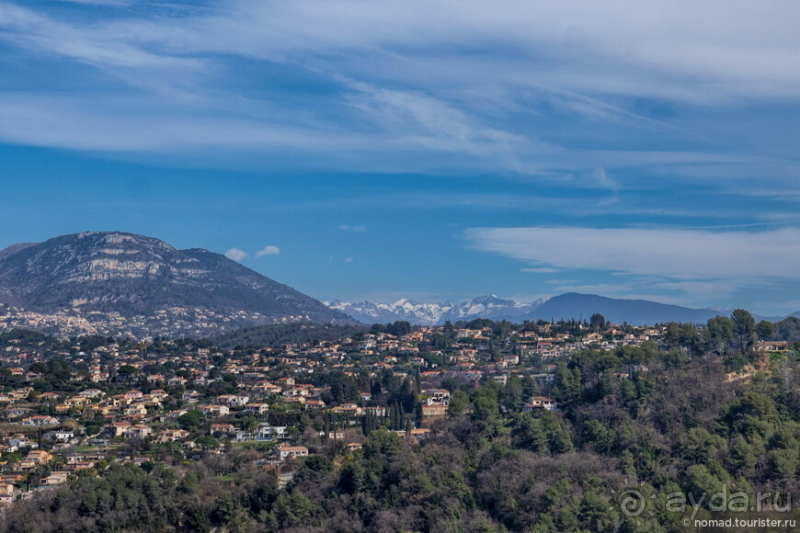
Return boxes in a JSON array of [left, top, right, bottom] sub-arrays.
[[470, 294, 511, 305], [329, 295, 549, 325], [533, 293, 726, 325], [328, 292, 731, 327], [72, 230, 176, 251], [0, 232, 352, 335]]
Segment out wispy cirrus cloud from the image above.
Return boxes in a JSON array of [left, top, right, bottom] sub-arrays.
[[0, 0, 798, 183], [1, 0, 800, 318], [344, 81, 527, 161]]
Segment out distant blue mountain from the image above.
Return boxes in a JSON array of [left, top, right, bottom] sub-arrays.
[[527, 293, 727, 326]]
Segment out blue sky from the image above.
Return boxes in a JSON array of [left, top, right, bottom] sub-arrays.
[[1, 0, 800, 316]]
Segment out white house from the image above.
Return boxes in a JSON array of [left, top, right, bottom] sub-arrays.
[[275, 444, 308, 461]]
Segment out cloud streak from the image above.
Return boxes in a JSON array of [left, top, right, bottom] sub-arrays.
[[0, 0, 798, 182], [465, 226, 800, 280]]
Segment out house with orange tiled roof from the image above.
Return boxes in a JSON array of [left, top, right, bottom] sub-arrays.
[[21, 415, 59, 426], [202, 405, 230, 417], [157, 429, 190, 443], [125, 425, 152, 439], [275, 444, 308, 461], [244, 403, 269, 415], [108, 420, 132, 437]]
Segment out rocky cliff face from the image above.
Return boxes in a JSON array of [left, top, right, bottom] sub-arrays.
[[0, 232, 352, 328]]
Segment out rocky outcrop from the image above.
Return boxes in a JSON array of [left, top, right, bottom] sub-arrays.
[[0, 232, 353, 329]]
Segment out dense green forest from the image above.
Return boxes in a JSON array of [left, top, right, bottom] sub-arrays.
[[3, 313, 800, 532]]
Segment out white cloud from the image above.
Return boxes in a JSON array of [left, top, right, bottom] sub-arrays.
[[344, 82, 526, 160], [465, 226, 800, 280], [255, 245, 280, 257], [1, 0, 799, 234], [0, 94, 361, 153], [521, 267, 560, 274], [344, 257, 354, 263], [224, 247, 247, 261], [1, 0, 797, 166], [0, 4, 195, 71], [118, 0, 800, 103]]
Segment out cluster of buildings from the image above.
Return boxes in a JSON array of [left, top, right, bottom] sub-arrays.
[[0, 320, 669, 504], [0, 305, 287, 339]]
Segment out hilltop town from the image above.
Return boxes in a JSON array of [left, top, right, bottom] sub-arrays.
[[0, 302, 306, 339], [1, 311, 798, 531], [0, 318, 670, 500]]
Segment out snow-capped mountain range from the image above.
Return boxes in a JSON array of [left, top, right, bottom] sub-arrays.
[[329, 292, 787, 327], [326, 295, 551, 326]]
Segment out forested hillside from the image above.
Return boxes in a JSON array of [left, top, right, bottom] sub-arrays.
[[4, 312, 800, 532]]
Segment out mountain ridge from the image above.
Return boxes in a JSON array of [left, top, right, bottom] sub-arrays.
[[0, 232, 794, 335], [0, 231, 352, 336], [529, 292, 726, 326], [328, 295, 549, 325], [327, 292, 778, 326]]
